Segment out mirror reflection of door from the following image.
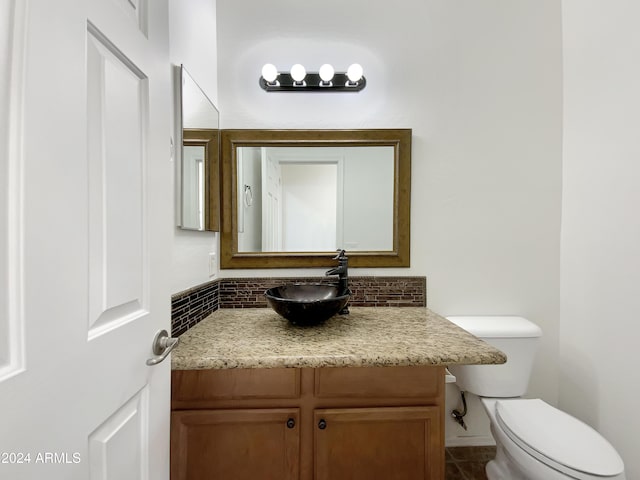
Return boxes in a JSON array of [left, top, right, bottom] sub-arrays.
[[280, 161, 339, 252]]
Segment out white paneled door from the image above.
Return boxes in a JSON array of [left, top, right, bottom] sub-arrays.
[[0, 0, 172, 479]]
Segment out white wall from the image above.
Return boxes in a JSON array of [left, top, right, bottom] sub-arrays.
[[169, 0, 219, 293], [217, 0, 563, 443], [560, 1, 640, 477], [342, 146, 394, 251]]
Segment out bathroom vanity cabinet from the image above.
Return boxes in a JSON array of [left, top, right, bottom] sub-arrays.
[[169, 307, 507, 480], [171, 365, 445, 480]]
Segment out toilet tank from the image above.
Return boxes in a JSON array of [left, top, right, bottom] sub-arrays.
[[447, 316, 542, 398]]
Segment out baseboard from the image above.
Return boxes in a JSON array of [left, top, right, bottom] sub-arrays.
[[445, 435, 496, 448]]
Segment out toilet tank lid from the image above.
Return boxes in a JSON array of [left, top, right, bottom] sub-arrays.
[[446, 316, 542, 338]]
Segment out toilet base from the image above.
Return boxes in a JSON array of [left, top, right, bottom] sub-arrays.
[[487, 459, 525, 480], [484, 425, 529, 480]]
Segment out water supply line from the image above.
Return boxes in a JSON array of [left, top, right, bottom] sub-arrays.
[[451, 390, 468, 430]]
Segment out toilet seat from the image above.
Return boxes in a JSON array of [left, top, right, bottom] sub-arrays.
[[495, 399, 624, 479]]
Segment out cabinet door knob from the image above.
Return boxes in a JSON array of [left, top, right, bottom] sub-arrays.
[[318, 419, 327, 430], [286, 418, 295, 429]]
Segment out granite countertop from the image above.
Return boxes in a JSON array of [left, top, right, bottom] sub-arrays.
[[171, 307, 506, 370]]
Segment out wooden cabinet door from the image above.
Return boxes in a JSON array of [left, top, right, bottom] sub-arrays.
[[172, 408, 300, 480], [314, 407, 442, 480]]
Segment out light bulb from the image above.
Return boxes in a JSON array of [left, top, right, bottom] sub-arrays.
[[290, 64, 306, 82], [319, 64, 335, 82], [261, 63, 278, 83], [347, 63, 363, 82]]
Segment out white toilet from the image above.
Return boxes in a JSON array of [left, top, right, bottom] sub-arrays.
[[447, 316, 625, 480]]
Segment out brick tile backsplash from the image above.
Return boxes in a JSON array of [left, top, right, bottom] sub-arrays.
[[171, 280, 219, 337], [218, 276, 426, 309], [171, 276, 426, 336]]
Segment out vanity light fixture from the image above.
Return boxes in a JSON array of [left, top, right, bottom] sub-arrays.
[[259, 63, 366, 92]]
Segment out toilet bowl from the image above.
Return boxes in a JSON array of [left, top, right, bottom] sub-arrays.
[[447, 316, 625, 480], [482, 398, 624, 480]]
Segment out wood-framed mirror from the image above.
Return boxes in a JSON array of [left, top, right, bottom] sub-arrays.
[[220, 129, 411, 269]]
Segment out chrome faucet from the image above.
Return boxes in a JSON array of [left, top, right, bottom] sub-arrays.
[[325, 249, 349, 298]]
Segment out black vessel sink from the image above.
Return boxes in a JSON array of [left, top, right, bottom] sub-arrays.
[[264, 284, 350, 326]]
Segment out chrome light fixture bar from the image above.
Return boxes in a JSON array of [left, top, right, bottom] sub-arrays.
[[260, 63, 366, 92]]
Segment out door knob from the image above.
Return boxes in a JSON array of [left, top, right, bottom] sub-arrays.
[[146, 329, 179, 366]]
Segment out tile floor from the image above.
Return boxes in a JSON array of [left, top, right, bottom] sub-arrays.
[[445, 446, 496, 480]]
